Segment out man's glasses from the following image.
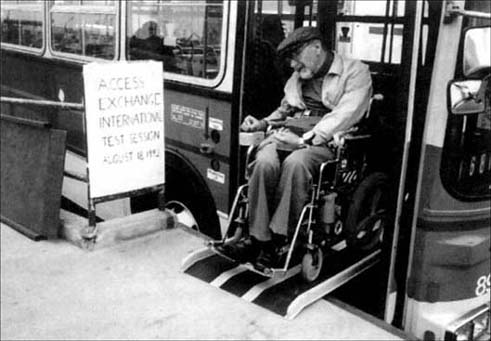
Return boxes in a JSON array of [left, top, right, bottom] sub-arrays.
[[285, 42, 311, 64]]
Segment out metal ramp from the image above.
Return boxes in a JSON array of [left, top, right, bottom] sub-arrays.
[[182, 243, 381, 319]]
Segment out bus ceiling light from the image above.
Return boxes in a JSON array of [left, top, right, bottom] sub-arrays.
[[444, 303, 490, 341], [444, 0, 491, 23]]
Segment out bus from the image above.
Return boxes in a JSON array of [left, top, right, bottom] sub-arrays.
[[1, 0, 489, 339]]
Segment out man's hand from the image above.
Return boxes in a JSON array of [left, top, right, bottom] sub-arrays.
[[241, 115, 267, 132], [273, 128, 304, 150]]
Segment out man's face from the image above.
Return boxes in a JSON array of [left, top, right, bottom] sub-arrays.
[[288, 40, 323, 79]]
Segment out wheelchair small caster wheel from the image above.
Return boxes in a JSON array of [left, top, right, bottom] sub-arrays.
[[301, 247, 323, 282]]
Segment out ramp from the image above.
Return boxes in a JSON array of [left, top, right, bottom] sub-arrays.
[[182, 243, 381, 319]]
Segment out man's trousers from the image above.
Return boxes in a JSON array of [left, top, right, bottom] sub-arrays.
[[248, 142, 334, 241]]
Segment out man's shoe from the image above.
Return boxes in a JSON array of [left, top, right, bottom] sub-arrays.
[[215, 236, 262, 263], [254, 234, 289, 271]]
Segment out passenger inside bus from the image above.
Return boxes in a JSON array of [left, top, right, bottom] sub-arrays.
[[129, 20, 178, 72], [218, 27, 373, 270]]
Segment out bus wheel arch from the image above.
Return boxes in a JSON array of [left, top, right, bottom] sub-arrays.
[[130, 149, 221, 240]]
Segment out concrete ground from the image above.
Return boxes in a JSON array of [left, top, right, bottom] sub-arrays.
[[1, 222, 406, 340]]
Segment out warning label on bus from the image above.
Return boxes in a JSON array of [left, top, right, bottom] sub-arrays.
[[170, 104, 205, 129], [83, 61, 165, 198]]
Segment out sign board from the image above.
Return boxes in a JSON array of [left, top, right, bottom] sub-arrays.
[[83, 61, 165, 198]]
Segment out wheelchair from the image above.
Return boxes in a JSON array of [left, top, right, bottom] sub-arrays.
[[210, 94, 388, 282]]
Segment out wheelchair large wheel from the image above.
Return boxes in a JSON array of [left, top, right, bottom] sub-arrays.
[[345, 172, 389, 251]]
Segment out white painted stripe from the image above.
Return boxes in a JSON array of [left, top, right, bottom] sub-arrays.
[[241, 265, 301, 302], [210, 266, 248, 287]]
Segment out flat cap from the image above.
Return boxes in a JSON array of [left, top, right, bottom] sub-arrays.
[[277, 26, 323, 57]]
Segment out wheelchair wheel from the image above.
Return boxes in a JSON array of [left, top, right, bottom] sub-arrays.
[[345, 172, 389, 251], [301, 247, 323, 282]]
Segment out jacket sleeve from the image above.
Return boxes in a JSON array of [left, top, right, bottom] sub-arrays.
[[264, 71, 304, 124], [264, 97, 298, 123], [311, 63, 372, 145]]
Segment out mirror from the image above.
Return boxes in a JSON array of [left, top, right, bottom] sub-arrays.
[[448, 79, 486, 115], [464, 27, 491, 77]]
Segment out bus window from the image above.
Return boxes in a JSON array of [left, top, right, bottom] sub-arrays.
[[49, 0, 117, 60], [335, 0, 407, 64], [336, 22, 403, 63], [338, 0, 405, 17], [127, 0, 224, 79], [0, 0, 43, 50], [441, 0, 491, 201]]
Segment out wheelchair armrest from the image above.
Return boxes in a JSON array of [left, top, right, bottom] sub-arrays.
[[344, 133, 372, 141], [239, 131, 265, 146], [244, 142, 262, 180], [316, 159, 338, 196], [245, 143, 259, 166]]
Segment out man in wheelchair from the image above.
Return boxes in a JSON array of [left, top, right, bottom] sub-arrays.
[[218, 27, 373, 271]]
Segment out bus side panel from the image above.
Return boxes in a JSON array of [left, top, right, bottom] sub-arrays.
[[405, 144, 490, 339], [408, 227, 489, 303], [1, 52, 87, 154], [1, 52, 52, 124], [1, 52, 50, 100], [164, 88, 232, 213]]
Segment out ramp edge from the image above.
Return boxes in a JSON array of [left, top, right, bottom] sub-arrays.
[[285, 249, 382, 320]]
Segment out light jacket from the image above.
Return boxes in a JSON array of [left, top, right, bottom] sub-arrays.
[[265, 52, 373, 145]]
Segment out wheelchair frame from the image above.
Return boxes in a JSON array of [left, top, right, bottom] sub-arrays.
[[210, 94, 387, 280]]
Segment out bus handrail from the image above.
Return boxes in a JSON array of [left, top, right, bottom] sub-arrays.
[[446, 1, 491, 21], [0, 114, 52, 129], [0, 96, 84, 110]]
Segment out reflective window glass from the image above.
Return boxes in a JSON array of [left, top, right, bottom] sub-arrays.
[[0, 0, 43, 49], [334, 0, 406, 64], [262, 1, 278, 14], [127, 0, 224, 79], [339, 0, 405, 17], [335, 22, 402, 64], [50, 1, 116, 59]]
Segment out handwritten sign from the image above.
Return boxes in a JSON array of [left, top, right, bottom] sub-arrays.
[[83, 61, 165, 198]]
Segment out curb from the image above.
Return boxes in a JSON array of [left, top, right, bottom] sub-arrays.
[[59, 208, 175, 250]]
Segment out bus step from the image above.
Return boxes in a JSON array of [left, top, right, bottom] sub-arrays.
[[182, 244, 381, 319]]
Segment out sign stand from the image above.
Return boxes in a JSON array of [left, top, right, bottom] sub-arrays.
[[83, 184, 166, 242]]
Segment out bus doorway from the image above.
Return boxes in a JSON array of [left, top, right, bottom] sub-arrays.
[[243, 1, 441, 318], [236, 0, 427, 323]]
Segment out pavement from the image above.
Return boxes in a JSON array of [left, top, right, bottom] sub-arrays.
[[1, 222, 406, 340]]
